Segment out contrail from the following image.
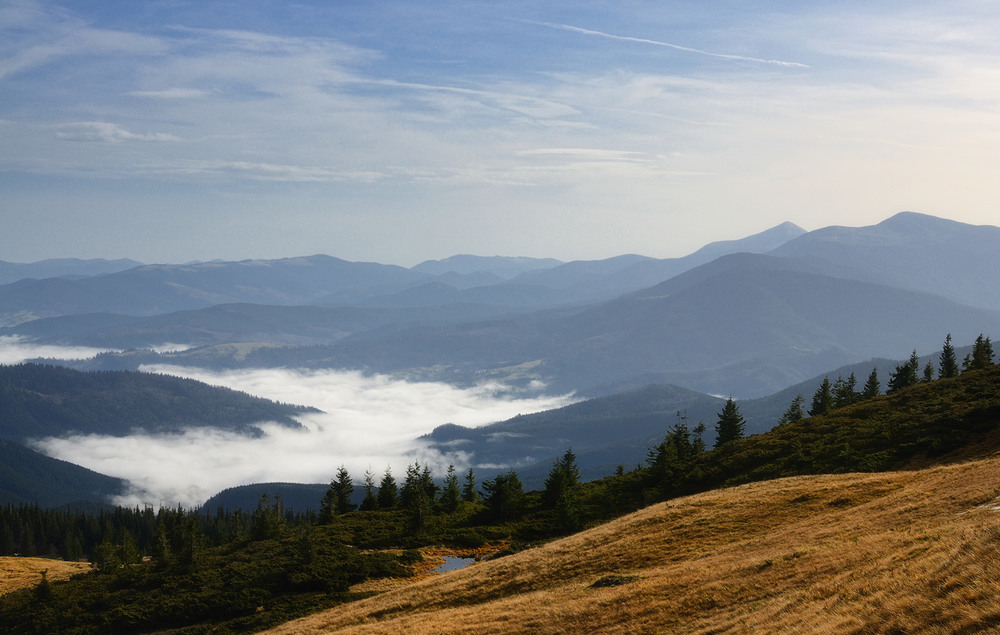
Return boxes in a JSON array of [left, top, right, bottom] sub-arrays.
[[533, 21, 809, 68]]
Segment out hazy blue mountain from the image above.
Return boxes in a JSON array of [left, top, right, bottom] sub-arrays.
[[188, 254, 1000, 398], [0, 438, 126, 507], [769, 212, 1000, 310], [0, 258, 143, 285], [0, 363, 313, 441], [0, 255, 430, 325], [424, 383, 725, 481], [0, 302, 523, 349], [0, 221, 806, 325], [510, 221, 806, 301], [411, 255, 563, 279]]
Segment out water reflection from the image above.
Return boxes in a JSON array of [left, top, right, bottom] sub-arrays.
[[433, 556, 476, 573]]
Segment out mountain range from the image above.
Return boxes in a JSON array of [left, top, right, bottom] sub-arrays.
[[2, 211, 999, 508]]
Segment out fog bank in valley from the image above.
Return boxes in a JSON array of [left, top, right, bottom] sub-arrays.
[[31, 364, 577, 508]]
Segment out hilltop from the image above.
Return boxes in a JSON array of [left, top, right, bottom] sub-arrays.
[[267, 453, 1000, 634]]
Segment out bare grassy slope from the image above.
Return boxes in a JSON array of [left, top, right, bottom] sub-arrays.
[[0, 557, 89, 596], [269, 455, 1000, 634]]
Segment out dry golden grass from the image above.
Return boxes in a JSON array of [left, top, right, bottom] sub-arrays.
[[266, 453, 1000, 634], [0, 557, 90, 596]]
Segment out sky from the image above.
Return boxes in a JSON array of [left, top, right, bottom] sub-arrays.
[[3, 0, 1000, 266]]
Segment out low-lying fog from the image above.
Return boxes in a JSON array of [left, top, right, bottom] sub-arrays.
[[5, 339, 575, 508]]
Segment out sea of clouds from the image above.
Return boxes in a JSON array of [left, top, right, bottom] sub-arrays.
[[3, 338, 575, 508]]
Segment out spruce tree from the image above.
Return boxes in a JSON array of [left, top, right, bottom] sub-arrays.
[[440, 464, 461, 513], [542, 448, 580, 509], [461, 468, 478, 503], [401, 462, 431, 531], [809, 377, 833, 416], [964, 334, 995, 371], [939, 334, 959, 378], [328, 466, 355, 515], [714, 398, 745, 447], [888, 351, 920, 393], [861, 367, 881, 399], [832, 373, 859, 408], [480, 470, 525, 522], [779, 394, 805, 425], [360, 468, 379, 511], [377, 466, 398, 509]]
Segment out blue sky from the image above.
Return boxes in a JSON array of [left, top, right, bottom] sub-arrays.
[[3, 0, 999, 265]]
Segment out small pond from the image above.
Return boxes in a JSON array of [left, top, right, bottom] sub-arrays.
[[433, 556, 476, 574]]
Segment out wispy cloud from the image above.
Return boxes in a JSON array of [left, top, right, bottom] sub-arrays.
[[530, 21, 809, 68], [128, 88, 210, 99], [54, 122, 179, 143]]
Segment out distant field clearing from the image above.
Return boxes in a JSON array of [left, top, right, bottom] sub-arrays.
[[0, 557, 91, 596]]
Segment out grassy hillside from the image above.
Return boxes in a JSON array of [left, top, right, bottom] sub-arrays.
[[267, 453, 1000, 634]]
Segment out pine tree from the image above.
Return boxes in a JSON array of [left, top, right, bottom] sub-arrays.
[[832, 373, 859, 408], [939, 333, 959, 378], [401, 462, 431, 532], [360, 468, 379, 511], [692, 422, 707, 454], [461, 468, 478, 503], [964, 334, 995, 371], [714, 398, 745, 447], [480, 470, 525, 522], [922, 361, 934, 382], [377, 466, 398, 509], [542, 448, 580, 509], [861, 367, 881, 399], [440, 464, 461, 513], [779, 394, 805, 425], [809, 377, 833, 416], [320, 466, 356, 522], [888, 351, 921, 393]]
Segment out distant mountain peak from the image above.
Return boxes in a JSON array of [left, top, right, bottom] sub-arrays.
[[687, 221, 806, 260]]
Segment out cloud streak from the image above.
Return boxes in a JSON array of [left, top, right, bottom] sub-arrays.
[[31, 364, 578, 508], [532, 21, 809, 68]]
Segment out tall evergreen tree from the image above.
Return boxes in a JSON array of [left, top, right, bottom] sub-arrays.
[[692, 422, 707, 454], [439, 464, 461, 513], [359, 468, 379, 511], [714, 398, 745, 447], [461, 468, 478, 503], [964, 334, 995, 371], [809, 377, 833, 416], [401, 462, 431, 532], [779, 394, 805, 425], [377, 466, 398, 509], [319, 466, 355, 522], [832, 373, 859, 408], [861, 367, 881, 399], [542, 448, 581, 509], [939, 333, 959, 378], [922, 361, 934, 382], [480, 470, 525, 522], [888, 351, 921, 393]]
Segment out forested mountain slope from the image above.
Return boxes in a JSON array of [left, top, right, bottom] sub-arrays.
[[0, 363, 312, 440]]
